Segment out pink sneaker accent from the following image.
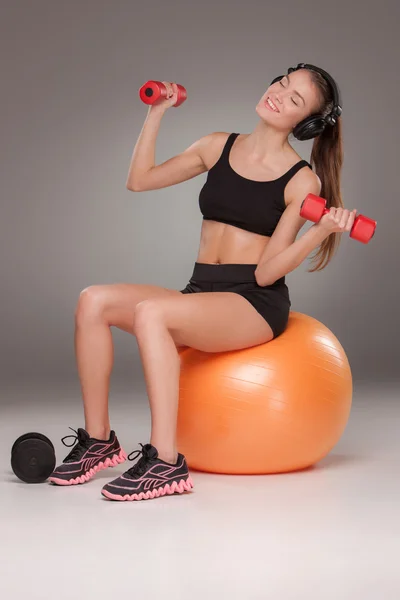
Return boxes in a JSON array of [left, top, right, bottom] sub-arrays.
[[101, 475, 194, 501]]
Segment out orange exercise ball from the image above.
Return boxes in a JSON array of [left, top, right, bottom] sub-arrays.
[[177, 311, 352, 474]]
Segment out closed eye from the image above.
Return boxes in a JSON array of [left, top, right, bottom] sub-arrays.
[[280, 80, 298, 106]]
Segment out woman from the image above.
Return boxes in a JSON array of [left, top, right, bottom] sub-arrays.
[[49, 63, 356, 501]]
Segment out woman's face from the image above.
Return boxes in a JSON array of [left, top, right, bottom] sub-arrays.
[[256, 69, 322, 132]]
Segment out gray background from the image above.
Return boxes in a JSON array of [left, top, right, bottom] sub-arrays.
[[1, 0, 399, 389], [1, 3, 400, 600]]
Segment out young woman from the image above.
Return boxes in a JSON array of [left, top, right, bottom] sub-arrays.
[[49, 63, 356, 501]]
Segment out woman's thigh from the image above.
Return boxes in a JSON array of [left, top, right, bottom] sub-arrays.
[[78, 283, 183, 335], [135, 292, 275, 353]]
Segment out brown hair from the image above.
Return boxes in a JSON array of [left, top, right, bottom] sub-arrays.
[[306, 69, 344, 272]]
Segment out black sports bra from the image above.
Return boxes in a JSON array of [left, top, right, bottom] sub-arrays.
[[198, 132, 313, 237]]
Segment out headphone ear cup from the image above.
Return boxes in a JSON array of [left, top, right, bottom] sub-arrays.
[[270, 75, 284, 86], [292, 115, 327, 141]]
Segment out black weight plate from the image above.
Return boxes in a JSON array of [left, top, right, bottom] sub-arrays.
[[11, 438, 56, 483], [11, 432, 55, 456]]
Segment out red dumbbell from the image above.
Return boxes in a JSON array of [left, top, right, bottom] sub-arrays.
[[139, 80, 187, 107], [300, 194, 377, 244]]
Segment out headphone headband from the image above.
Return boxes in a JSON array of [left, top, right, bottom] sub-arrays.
[[289, 62, 342, 120], [270, 62, 343, 140]]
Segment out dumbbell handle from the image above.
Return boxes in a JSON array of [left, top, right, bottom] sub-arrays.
[[300, 193, 377, 244], [139, 80, 187, 107]]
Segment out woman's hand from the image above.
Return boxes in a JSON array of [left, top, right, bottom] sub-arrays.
[[148, 82, 179, 114], [315, 207, 357, 236]]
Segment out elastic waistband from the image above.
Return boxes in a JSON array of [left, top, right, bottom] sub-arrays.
[[190, 262, 285, 284]]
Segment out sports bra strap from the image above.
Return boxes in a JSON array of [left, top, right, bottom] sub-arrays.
[[220, 132, 240, 159], [283, 159, 313, 179]]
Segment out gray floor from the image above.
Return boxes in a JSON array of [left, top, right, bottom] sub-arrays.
[[1, 381, 399, 599]]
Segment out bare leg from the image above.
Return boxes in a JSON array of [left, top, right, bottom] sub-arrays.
[[74, 284, 183, 441], [134, 305, 181, 464], [75, 296, 114, 440], [132, 292, 274, 465]]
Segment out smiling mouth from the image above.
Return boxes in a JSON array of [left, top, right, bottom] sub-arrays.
[[265, 97, 279, 112]]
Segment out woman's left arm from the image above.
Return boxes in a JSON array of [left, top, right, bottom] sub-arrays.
[[255, 173, 357, 286], [254, 172, 325, 287]]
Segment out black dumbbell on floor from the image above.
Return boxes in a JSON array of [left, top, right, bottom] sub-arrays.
[[11, 432, 56, 483]]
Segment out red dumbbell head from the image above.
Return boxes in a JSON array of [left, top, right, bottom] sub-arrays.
[[139, 80, 164, 105], [350, 215, 377, 244], [300, 194, 326, 222]]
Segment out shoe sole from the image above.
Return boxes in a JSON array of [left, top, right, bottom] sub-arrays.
[[101, 475, 194, 501], [48, 448, 127, 486]]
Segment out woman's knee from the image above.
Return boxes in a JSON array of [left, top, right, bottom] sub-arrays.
[[75, 285, 109, 324]]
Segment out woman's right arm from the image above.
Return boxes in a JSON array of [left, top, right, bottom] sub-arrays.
[[126, 95, 226, 192]]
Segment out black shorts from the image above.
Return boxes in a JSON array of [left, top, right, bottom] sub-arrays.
[[180, 262, 291, 339]]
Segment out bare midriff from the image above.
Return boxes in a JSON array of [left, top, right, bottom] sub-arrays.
[[196, 219, 270, 265]]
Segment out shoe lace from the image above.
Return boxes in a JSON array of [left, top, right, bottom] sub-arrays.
[[126, 443, 153, 477], [61, 427, 91, 463]]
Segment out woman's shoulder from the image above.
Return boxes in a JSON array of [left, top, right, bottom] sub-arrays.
[[200, 132, 233, 170], [285, 163, 322, 206]]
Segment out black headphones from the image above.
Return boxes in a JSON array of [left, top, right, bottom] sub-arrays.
[[270, 62, 342, 141]]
